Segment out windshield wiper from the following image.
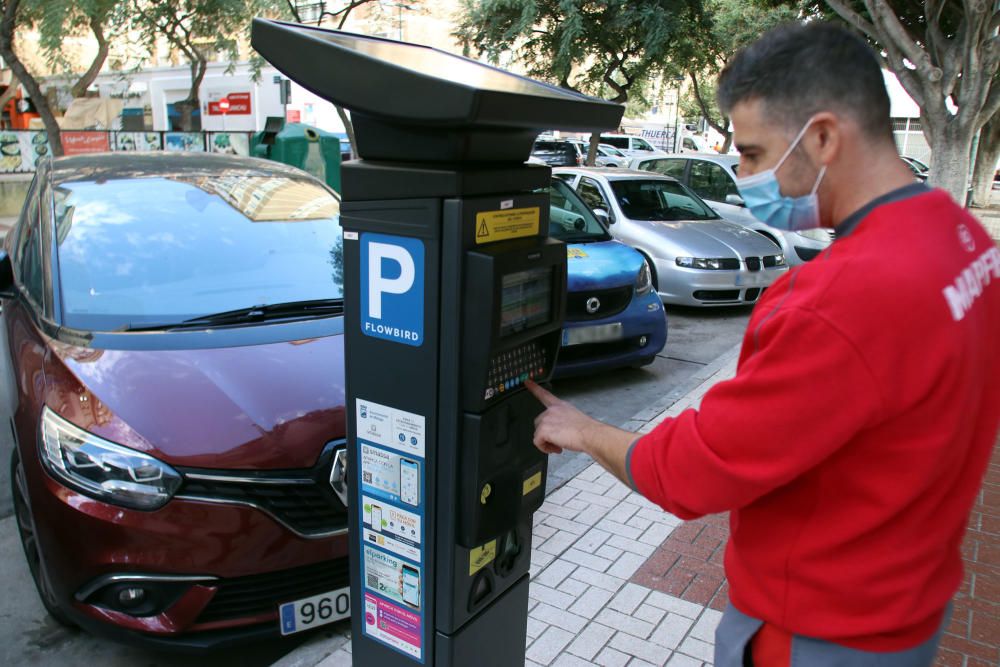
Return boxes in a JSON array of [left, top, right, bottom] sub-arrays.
[[559, 233, 610, 243], [119, 298, 344, 332]]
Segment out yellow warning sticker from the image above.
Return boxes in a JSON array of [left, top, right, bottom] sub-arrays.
[[475, 207, 540, 244], [567, 247, 588, 259], [470, 539, 497, 576], [523, 471, 543, 496]]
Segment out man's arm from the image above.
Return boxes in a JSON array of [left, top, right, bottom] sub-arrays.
[[525, 381, 637, 487]]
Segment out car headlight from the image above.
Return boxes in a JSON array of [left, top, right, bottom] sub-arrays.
[[797, 228, 831, 242], [676, 257, 732, 270], [40, 406, 181, 510], [635, 259, 653, 295]]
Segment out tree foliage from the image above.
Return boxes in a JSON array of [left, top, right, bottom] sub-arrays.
[[126, 0, 283, 130], [25, 0, 124, 98], [458, 0, 702, 105], [799, 0, 999, 201], [676, 0, 798, 152]]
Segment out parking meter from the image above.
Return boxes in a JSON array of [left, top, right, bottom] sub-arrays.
[[252, 19, 623, 666]]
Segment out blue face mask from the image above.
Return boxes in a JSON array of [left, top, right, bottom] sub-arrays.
[[734, 118, 827, 231]]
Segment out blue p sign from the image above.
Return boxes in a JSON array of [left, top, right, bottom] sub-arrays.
[[360, 233, 424, 346]]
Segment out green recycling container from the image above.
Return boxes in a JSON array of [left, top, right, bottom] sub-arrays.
[[250, 122, 342, 193]]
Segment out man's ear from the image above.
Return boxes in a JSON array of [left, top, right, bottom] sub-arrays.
[[808, 111, 840, 167]]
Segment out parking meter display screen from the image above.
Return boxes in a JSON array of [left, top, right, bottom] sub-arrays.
[[500, 268, 552, 338]]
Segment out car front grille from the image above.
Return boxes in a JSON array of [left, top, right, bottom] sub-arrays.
[[196, 559, 350, 624], [693, 289, 740, 302], [745, 257, 761, 272], [175, 441, 347, 538], [566, 286, 633, 321]]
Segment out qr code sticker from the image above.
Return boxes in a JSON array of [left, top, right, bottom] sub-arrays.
[[363, 471, 373, 483]]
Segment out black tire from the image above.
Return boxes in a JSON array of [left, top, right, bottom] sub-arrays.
[[10, 449, 77, 629]]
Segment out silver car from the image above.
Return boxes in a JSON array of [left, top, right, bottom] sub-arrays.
[[627, 153, 834, 265], [554, 167, 788, 307]]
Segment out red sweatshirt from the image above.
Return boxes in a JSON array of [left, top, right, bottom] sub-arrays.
[[627, 189, 1000, 651]]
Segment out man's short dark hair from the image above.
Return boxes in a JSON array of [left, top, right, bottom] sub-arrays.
[[717, 22, 893, 142]]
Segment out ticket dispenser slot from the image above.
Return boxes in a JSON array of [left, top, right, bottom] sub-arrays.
[[251, 17, 622, 667]]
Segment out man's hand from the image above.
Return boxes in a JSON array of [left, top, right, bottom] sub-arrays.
[[525, 380, 601, 455], [525, 380, 641, 490]]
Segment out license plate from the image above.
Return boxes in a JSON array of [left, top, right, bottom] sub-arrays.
[[563, 322, 624, 346], [279, 587, 351, 635], [735, 273, 765, 287]]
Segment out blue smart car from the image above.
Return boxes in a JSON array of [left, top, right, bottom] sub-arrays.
[[547, 179, 667, 377]]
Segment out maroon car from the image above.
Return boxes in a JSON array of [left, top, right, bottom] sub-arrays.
[[2, 153, 350, 649]]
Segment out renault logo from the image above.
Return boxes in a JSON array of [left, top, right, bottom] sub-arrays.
[[586, 297, 601, 314]]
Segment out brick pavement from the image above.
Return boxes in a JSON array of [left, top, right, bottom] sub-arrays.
[[280, 335, 998, 667]]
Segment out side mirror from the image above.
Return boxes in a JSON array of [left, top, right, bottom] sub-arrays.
[[725, 194, 745, 207], [0, 250, 14, 299], [593, 208, 612, 225]]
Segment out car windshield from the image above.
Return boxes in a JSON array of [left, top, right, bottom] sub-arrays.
[[547, 179, 611, 242], [599, 145, 625, 157], [608, 179, 720, 221], [54, 174, 344, 332]]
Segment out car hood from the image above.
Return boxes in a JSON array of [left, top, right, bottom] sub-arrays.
[[566, 240, 643, 291], [637, 217, 780, 256], [47, 333, 346, 469]]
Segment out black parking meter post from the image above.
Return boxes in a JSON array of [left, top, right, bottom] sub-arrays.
[[252, 19, 623, 667]]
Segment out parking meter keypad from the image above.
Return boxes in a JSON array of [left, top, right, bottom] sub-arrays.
[[485, 341, 547, 399]]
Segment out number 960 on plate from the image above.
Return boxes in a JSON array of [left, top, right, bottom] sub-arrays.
[[279, 587, 351, 635]]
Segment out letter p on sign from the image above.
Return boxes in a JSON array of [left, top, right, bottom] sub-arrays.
[[368, 242, 414, 319], [360, 233, 424, 346]]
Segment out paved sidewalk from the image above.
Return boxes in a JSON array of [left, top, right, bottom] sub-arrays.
[[276, 333, 999, 667]]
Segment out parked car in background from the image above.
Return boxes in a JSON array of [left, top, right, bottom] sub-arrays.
[[531, 138, 584, 166], [546, 178, 667, 376], [629, 153, 834, 265], [566, 140, 631, 168], [599, 134, 667, 159], [554, 167, 788, 307], [5, 153, 351, 649]]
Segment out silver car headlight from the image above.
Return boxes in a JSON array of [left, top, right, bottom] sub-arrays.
[[40, 406, 182, 510], [797, 228, 831, 242], [635, 259, 653, 295]]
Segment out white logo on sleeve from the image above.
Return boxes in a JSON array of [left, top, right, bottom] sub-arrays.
[[958, 224, 976, 253], [942, 245, 1000, 321]]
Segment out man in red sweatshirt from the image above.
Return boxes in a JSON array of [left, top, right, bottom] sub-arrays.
[[527, 22, 1000, 667]]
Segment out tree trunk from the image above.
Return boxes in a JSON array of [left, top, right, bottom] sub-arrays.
[[926, 119, 975, 205], [720, 132, 733, 154], [970, 115, 1000, 208], [70, 17, 110, 99], [335, 104, 357, 159], [176, 56, 207, 131], [0, 0, 62, 154], [586, 132, 600, 166]]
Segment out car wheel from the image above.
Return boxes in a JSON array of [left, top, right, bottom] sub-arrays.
[[10, 449, 76, 628]]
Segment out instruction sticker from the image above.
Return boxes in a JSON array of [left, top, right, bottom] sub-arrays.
[[567, 247, 588, 259], [363, 495, 422, 562], [359, 444, 421, 507], [364, 545, 422, 610], [475, 207, 540, 244], [469, 540, 497, 576], [357, 399, 426, 457], [365, 593, 422, 660]]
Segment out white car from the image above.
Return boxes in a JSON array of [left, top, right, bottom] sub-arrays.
[[599, 134, 669, 159], [628, 153, 834, 265], [567, 140, 631, 167], [554, 167, 788, 307]]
